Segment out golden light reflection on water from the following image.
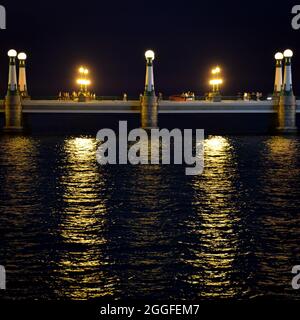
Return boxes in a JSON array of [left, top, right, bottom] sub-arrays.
[[186, 136, 243, 298], [1, 136, 37, 177], [0, 136, 46, 295], [54, 136, 118, 299], [205, 136, 229, 155], [255, 136, 300, 297], [266, 136, 297, 164], [0, 136, 38, 207], [2, 134, 300, 300], [263, 136, 298, 200]]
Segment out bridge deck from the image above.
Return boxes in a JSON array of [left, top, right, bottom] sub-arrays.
[[0, 100, 299, 113]]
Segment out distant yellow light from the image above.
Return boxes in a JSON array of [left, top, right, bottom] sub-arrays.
[[209, 79, 223, 85], [77, 79, 91, 85], [212, 66, 221, 75], [79, 67, 85, 74]]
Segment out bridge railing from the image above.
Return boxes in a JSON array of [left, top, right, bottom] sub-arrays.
[[28, 95, 276, 101], [30, 95, 131, 101]]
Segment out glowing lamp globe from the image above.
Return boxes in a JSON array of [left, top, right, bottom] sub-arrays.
[[18, 52, 27, 60], [274, 52, 283, 60], [145, 50, 155, 60], [8, 49, 17, 57], [284, 49, 293, 58]]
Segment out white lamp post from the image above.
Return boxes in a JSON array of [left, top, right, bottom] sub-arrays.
[[283, 49, 293, 94], [18, 52, 29, 98], [274, 52, 283, 95], [4, 49, 23, 132], [7, 49, 18, 93], [141, 49, 158, 128], [144, 50, 155, 94]]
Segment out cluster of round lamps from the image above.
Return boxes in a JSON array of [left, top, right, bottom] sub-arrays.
[[5, 48, 295, 96], [8, 49, 27, 61], [275, 49, 293, 60]]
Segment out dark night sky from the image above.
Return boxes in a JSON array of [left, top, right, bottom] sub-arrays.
[[0, 0, 299, 97]]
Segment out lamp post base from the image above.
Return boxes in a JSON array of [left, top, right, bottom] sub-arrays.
[[276, 127, 298, 134], [208, 92, 222, 102], [3, 126, 23, 133], [4, 92, 23, 133], [276, 94, 297, 134], [141, 94, 158, 129]]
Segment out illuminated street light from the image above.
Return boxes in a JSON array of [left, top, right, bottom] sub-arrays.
[[18, 52, 29, 98], [141, 49, 158, 128], [277, 49, 297, 133], [77, 66, 90, 93], [7, 49, 18, 92], [209, 66, 223, 102], [212, 66, 221, 75], [8, 49, 17, 58], [144, 50, 155, 93], [17, 52, 27, 60], [209, 78, 223, 91], [210, 66, 223, 92], [283, 49, 293, 58], [4, 49, 23, 132], [79, 66, 89, 76], [77, 78, 91, 88], [145, 50, 155, 61], [76, 66, 92, 102], [274, 52, 283, 95], [275, 52, 284, 60], [283, 49, 294, 93]]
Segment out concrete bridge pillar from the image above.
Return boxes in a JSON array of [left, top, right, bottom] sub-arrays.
[[277, 49, 297, 134], [3, 49, 23, 133], [141, 50, 158, 129]]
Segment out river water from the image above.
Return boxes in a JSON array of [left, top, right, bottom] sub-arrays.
[[0, 134, 300, 300]]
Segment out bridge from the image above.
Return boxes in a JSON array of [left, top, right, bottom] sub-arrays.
[[1, 48, 299, 134], [1, 99, 300, 135], [1, 99, 300, 113]]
